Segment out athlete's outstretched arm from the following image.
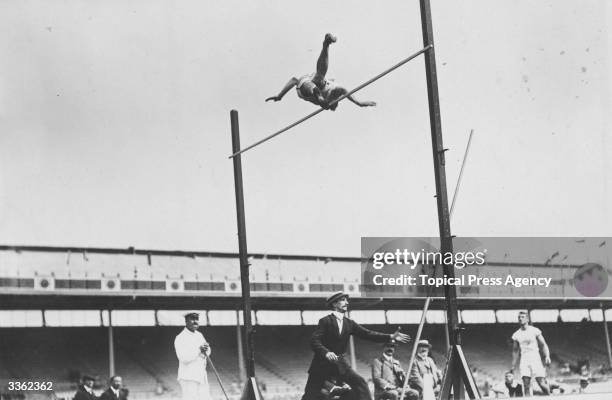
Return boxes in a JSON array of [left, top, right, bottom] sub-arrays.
[[537, 334, 551, 365], [347, 94, 376, 108], [266, 77, 299, 102]]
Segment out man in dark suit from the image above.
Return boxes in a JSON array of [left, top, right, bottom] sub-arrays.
[[73, 375, 97, 400], [302, 291, 411, 400], [99, 376, 128, 400]]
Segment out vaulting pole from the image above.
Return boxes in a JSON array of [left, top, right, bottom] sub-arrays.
[[450, 129, 474, 217]]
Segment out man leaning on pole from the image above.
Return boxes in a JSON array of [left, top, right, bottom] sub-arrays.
[[174, 311, 212, 400]]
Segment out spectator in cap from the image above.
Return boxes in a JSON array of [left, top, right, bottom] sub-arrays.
[[372, 342, 418, 400], [174, 311, 211, 400], [73, 375, 97, 400], [408, 340, 442, 400], [301, 291, 411, 400]]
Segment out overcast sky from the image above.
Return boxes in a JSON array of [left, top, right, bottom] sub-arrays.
[[1, 0, 610, 257]]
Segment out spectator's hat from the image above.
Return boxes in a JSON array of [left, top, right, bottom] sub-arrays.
[[326, 291, 349, 307], [183, 310, 201, 319], [416, 339, 432, 348], [82, 375, 95, 382]]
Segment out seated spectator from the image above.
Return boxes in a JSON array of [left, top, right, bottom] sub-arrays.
[[99, 375, 127, 400], [372, 341, 417, 400], [73, 375, 97, 400], [504, 371, 523, 397], [408, 340, 442, 400], [579, 363, 590, 376], [559, 362, 571, 375]]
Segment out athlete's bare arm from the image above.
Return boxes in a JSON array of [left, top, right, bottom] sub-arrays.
[[325, 87, 376, 110], [265, 77, 299, 102], [536, 334, 551, 365], [347, 94, 376, 108], [512, 340, 520, 372]]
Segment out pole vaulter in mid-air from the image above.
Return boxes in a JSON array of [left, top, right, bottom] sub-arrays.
[[265, 33, 377, 111]]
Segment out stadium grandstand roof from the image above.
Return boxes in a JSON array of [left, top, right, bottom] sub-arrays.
[[1, 245, 609, 311]]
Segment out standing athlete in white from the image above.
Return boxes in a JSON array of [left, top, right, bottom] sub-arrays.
[[511, 311, 551, 396], [174, 311, 212, 400]]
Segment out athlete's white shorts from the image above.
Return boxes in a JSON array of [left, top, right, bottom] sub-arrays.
[[519, 353, 546, 378]]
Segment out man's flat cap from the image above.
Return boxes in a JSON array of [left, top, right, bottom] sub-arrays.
[[183, 311, 201, 319]]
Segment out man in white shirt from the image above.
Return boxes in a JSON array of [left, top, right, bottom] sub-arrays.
[[174, 311, 211, 400], [511, 311, 551, 396]]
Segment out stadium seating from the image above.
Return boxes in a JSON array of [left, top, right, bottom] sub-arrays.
[[1, 322, 611, 399]]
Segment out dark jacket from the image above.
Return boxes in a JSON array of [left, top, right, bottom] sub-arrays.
[[98, 388, 127, 400], [309, 314, 390, 373], [73, 385, 97, 400]]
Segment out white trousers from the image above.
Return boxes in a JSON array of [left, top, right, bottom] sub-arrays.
[[179, 379, 211, 400]]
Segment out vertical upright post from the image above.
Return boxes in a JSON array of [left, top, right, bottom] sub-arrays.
[[231, 110, 263, 400], [419, 0, 459, 349], [231, 109, 255, 378], [419, 1, 476, 398], [108, 310, 115, 377], [602, 304, 612, 367], [237, 309, 246, 383]]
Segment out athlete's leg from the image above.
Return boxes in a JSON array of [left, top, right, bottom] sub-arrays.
[[522, 376, 532, 396], [535, 377, 550, 395], [313, 33, 337, 86]]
